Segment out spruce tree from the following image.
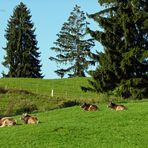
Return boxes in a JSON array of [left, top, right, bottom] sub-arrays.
[[49, 5, 95, 78], [82, 0, 148, 99], [3, 2, 43, 78]]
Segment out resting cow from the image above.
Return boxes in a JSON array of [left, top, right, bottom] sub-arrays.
[[108, 101, 127, 111], [80, 103, 98, 111], [20, 113, 39, 124], [0, 117, 17, 127]]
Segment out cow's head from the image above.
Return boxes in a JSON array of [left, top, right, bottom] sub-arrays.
[[20, 113, 29, 120]]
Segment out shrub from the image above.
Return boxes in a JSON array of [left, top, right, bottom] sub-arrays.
[[113, 78, 148, 99], [58, 100, 80, 108], [15, 100, 38, 115], [0, 87, 7, 94], [5, 99, 15, 116]]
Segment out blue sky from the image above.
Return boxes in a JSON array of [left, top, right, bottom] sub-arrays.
[[0, 0, 102, 79]]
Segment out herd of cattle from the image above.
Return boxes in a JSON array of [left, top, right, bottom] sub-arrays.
[[0, 101, 127, 127]]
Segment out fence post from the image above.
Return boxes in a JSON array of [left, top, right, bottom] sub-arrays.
[[51, 89, 54, 97]]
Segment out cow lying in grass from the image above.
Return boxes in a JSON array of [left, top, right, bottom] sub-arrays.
[[80, 103, 98, 111], [20, 113, 39, 124], [108, 101, 127, 111], [0, 117, 17, 127]]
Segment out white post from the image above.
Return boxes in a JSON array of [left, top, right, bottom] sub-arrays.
[[51, 89, 54, 97]]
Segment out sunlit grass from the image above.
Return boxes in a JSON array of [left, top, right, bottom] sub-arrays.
[[0, 102, 148, 147], [0, 77, 98, 100]]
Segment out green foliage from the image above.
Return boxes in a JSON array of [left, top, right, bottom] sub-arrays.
[[0, 87, 7, 93], [85, 0, 148, 99], [3, 2, 43, 78], [49, 5, 95, 78], [113, 78, 148, 99], [4, 99, 15, 116], [15, 100, 38, 115], [58, 100, 81, 108]]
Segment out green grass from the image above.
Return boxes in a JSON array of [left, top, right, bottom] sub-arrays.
[[0, 78, 148, 147], [0, 78, 101, 115], [0, 77, 97, 99], [0, 77, 147, 116], [0, 102, 148, 148]]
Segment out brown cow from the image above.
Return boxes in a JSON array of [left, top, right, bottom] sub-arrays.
[[108, 101, 127, 111], [20, 113, 39, 124], [0, 117, 17, 127], [80, 103, 98, 111]]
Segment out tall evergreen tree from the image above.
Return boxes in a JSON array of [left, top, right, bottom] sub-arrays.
[[82, 0, 148, 98], [49, 5, 95, 78], [3, 2, 43, 78]]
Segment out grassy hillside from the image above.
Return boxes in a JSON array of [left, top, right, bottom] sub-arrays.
[[0, 77, 98, 99], [0, 78, 100, 115], [0, 102, 148, 148], [0, 77, 147, 116]]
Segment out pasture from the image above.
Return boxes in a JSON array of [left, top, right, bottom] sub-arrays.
[[0, 78, 148, 147], [0, 78, 102, 115], [0, 77, 95, 99], [0, 102, 148, 148]]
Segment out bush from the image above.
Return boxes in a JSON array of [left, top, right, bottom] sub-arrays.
[[113, 78, 148, 99], [58, 100, 81, 108], [15, 100, 38, 115], [5, 99, 15, 116], [0, 87, 7, 94]]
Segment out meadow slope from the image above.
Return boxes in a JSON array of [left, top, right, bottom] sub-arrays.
[[0, 78, 100, 115], [0, 78, 147, 116], [0, 77, 99, 100], [0, 102, 148, 148]]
